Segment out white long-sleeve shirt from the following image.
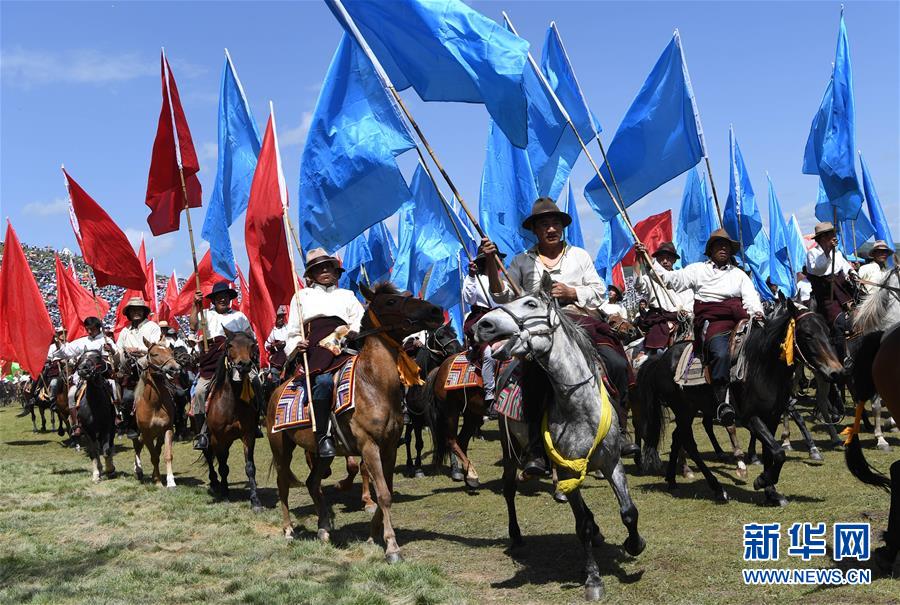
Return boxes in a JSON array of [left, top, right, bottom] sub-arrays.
[[266, 325, 289, 349], [858, 262, 888, 294], [462, 274, 498, 309], [52, 333, 114, 361], [116, 319, 162, 363], [634, 273, 694, 313], [202, 309, 253, 340], [493, 244, 606, 310], [794, 279, 812, 303], [599, 301, 626, 317], [806, 246, 856, 278], [285, 283, 364, 357], [652, 260, 763, 315]]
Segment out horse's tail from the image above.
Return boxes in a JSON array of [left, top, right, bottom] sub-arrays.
[[638, 357, 665, 475], [844, 432, 891, 493], [423, 366, 449, 469]]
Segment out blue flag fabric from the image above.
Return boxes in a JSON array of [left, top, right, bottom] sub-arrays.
[[393, 165, 463, 310], [675, 167, 718, 266], [838, 209, 875, 258], [450, 196, 479, 258], [723, 127, 763, 248], [541, 24, 601, 144], [339, 230, 373, 297], [745, 230, 774, 301], [583, 32, 704, 220], [766, 176, 795, 296], [366, 221, 396, 284], [593, 213, 631, 284], [801, 15, 863, 221], [564, 182, 585, 248], [298, 34, 416, 253], [479, 120, 538, 260], [859, 152, 895, 264], [786, 215, 809, 276], [329, 0, 530, 148], [201, 54, 262, 281]]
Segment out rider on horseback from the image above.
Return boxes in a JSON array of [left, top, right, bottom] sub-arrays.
[[632, 242, 694, 355], [636, 229, 764, 427], [462, 251, 505, 411], [115, 296, 162, 439], [806, 221, 859, 325], [265, 305, 290, 373], [481, 197, 639, 476], [285, 249, 364, 460], [191, 281, 258, 450], [858, 240, 894, 297], [50, 316, 117, 437], [599, 285, 626, 318], [39, 327, 68, 403]]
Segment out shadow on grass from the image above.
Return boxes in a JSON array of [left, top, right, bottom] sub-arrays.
[[0, 544, 124, 593], [637, 479, 825, 506], [4, 439, 53, 446]]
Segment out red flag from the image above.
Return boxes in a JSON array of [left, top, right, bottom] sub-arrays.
[[611, 262, 626, 291], [621, 210, 674, 266], [169, 250, 229, 317], [55, 254, 110, 340], [64, 169, 146, 290], [245, 111, 295, 310], [145, 51, 202, 236], [138, 240, 159, 316], [157, 271, 179, 324], [237, 265, 271, 366], [0, 221, 54, 377]]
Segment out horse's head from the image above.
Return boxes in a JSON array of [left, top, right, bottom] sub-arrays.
[[223, 329, 257, 380], [427, 322, 463, 357], [172, 345, 194, 369], [474, 273, 558, 361], [607, 313, 641, 344], [76, 351, 107, 381], [143, 338, 181, 381], [359, 282, 444, 340], [784, 299, 844, 382]]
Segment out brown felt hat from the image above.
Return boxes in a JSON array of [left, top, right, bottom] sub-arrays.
[[704, 228, 740, 257], [121, 296, 151, 316], [304, 248, 344, 276], [813, 222, 836, 238], [869, 240, 894, 256], [521, 197, 571, 230], [652, 241, 680, 260], [205, 281, 239, 301]]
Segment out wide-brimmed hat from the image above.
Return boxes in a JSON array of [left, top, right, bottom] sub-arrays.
[[275, 305, 289, 316], [54, 326, 66, 334], [304, 248, 344, 276], [608, 284, 623, 297], [121, 296, 151, 316], [813, 222, 836, 238], [652, 241, 680, 260], [521, 197, 572, 230], [869, 240, 895, 256], [704, 228, 741, 257], [205, 281, 239, 301], [158, 320, 169, 329]]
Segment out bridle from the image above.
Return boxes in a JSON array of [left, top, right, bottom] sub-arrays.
[[354, 297, 434, 341], [789, 309, 827, 371], [144, 345, 181, 379]]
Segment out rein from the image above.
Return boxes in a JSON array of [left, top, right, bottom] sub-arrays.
[[365, 310, 425, 387]]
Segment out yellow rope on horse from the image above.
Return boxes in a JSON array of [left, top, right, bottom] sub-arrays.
[[240, 376, 255, 403], [779, 318, 796, 366], [367, 311, 424, 387], [542, 382, 613, 495], [840, 401, 865, 445]]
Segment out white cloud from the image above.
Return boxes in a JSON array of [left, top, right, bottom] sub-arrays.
[[0, 47, 204, 87], [199, 141, 218, 163], [22, 196, 68, 216], [279, 111, 313, 147]]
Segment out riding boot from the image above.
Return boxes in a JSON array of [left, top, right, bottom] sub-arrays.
[[714, 385, 735, 427], [193, 414, 209, 451], [69, 407, 81, 438], [523, 416, 548, 477], [122, 401, 139, 440], [313, 398, 336, 459]]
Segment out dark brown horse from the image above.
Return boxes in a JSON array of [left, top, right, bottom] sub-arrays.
[[267, 283, 443, 562], [205, 330, 263, 511], [132, 341, 181, 487]]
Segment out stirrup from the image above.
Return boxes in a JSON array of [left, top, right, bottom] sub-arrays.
[[317, 434, 336, 458], [717, 403, 735, 427], [193, 433, 209, 451]]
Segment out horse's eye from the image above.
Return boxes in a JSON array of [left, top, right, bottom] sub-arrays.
[[525, 300, 538, 309], [386, 299, 396, 306]]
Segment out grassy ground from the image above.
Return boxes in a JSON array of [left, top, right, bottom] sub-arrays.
[[1, 401, 898, 604]]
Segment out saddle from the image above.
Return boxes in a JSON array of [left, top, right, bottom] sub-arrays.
[[728, 319, 752, 383]]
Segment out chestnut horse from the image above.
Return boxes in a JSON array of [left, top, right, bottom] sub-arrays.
[[205, 331, 263, 511], [132, 341, 181, 487], [267, 282, 443, 562]]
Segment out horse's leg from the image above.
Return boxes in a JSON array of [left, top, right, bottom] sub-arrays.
[[456, 412, 481, 488], [566, 489, 604, 601], [39, 406, 47, 432], [360, 461, 376, 514], [274, 437, 297, 538], [746, 432, 759, 465], [204, 448, 219, 493], [217, 448, 231, 497], [602, 457, 646, 559], [306, 455, 331, 542], [780, 411, 792, 450], [665, 424, 682, 490], [748, 416, 788, 507], [815, 375, 843, 447], [787, 404, 822, 462], [873, 396, 891, 451], [499, 418, 523, 547], [133, 436, 144, 481], [164, 429, 176, 488], [403, 423, 414, 477], [337, 455, 359, 491], [413, 422, 425, 478], [681, 421, 727, 502], [243, 436, 262, 511], [150, 435, 163, 485], [677, 448, 694, 480], [361, 440, 401, 563], [30, 404, 38, 433], [725, 423, 748, 479], [702, 413, 728, 461], [50, 405, 56, 432]]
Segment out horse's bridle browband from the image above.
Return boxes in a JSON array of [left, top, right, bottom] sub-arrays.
[[789, 310, 821, 369]]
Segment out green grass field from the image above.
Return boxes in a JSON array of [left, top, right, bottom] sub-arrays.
[[1, 402, 898, 604]]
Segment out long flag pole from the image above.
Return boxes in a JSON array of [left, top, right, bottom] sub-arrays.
[[162, 48, 207, 352], [329, 0, 520, 297], [270, 101, 316, 433]]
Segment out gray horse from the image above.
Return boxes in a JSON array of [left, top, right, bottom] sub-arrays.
[[475, 273, 645, 601]]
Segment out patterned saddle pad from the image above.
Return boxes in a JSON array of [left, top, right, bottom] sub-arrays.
[[444, 352, 483, 390], [272, 357, 359, 433], [493, 360, 523, 422], [675, 345, 707, 387]]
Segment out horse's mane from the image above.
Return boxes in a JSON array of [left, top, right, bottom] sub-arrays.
[[370, 281, 402, 296], [744, 304, 792, 369], [854, 269, 899, 334], [542, 295, 603, 382]]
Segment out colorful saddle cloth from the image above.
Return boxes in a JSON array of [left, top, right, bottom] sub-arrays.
[[493, 360, 523, 422], [444, 352, 482, 390], [272, 356, 359, 433]]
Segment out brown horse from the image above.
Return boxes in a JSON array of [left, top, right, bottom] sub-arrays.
[[205, 330, 263, 511], [267, 282, 443, 562], [132, 341, 181, 487]]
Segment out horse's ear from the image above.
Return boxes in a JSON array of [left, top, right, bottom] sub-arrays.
[[143, 336, 153, 349], [223, 327, 236, 340], [786, 297, 798, 316], [359, 283, 376, 302], [777, 290, 786, 303], [539, 271, 553, 296]]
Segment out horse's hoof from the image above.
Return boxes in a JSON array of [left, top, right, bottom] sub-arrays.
[[413, 469, 425, 479], [251, 504, 264, 513], [808, 447, 824, 463], [364, 503, 378, 515], [624, 535, 646, 557], [752, 475, 767, 491], [317, 529, 330, 543], [735, 466, 749, 479], [464, 476, 480, 489], [782, 441, 793, 451], [682, 470, 695, 480], [135, 471, 144, 482], [749, 456, 762, 466], [715, 489, 729, 504], [385, 551, 403, 565], [450, 470, 465, 482], [553, 491, 568, 504], [32, 428, 38, 433], [584, 583, 604, 601], [107, 471, 117, 480], [876, 441, 892, 452], [92, 475, 101, 484], [283, 527, 295, 540]]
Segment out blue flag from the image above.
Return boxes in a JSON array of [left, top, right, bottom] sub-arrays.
[[393, 165, 462, 310], [859, 152, 895, 264], [745, 230, 774, 301], [801, 14, 863, 221], [723, 127, 763, 249], [329, 0, 530, 148], [584, 31, 704, 220], [766, 176, 795, 296], [339, 230, 373, 297], [564, 182, 585, 248], [366, 221, 396, 284], [675, 167, 718, 266], [201, 52, 262, 281], [450, 196, 479, 258], [479, 120, 538, 260], [593, 213, 631, 285], [787, 215, 809, 276], [298, 34, 416, 252], [339, 221, 396, 298], [838, 209, 875, 258], [541, 23, 601, 144]]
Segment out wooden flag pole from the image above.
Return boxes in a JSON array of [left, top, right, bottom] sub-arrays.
[[830, 208, 838, 303], [270, 101, 316, 433], [329, 0, 520, 296]]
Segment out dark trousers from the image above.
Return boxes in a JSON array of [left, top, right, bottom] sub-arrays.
[[597, 346, 629, 431], [705, 333, 731, 387], [312, 373, 335, 436]]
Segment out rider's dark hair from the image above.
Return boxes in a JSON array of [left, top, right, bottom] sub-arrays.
[[83, 317, 102, 330]]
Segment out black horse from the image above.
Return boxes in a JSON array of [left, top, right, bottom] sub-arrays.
[[171, 345, 197, 440], [403, 321, 463, 477], [75, 351, 118, 482]]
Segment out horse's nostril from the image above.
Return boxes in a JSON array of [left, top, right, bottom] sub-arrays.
[[479, 320, 492, 331]]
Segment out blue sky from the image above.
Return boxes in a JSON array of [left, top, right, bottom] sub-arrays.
[[2, 0, 897, 278]]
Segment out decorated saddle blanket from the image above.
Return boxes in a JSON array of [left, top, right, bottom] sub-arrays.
[[444, 352, 483, 390], [675, 345, 707, 387], [493, 360, 523, 422], [272, 356, 359, 433]]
